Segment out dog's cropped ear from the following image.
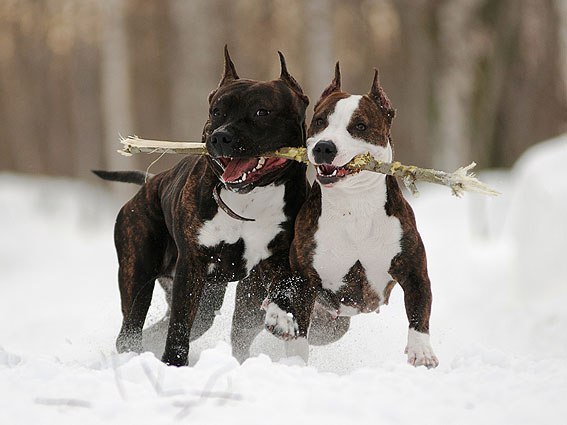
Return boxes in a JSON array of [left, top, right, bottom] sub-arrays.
[[369, 68, 395, 123], [220, 44, 239, 86], [209, 45, 239, 103], [315, 62, 341, 109], [278, 51, 309, 106]]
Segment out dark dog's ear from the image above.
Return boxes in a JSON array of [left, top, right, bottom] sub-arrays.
[[278, 51, 309, 105], [315, 62, 341, 108], [220, 44, 239, 86], [369, 68, 395, 123], [209, 45, 239, 103]]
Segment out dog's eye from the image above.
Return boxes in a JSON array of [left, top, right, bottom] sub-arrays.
[[256, 109, 271, 117], [211, 108, 221, 117], [314, 118, 324, 127], [355, 123, 367, 131]]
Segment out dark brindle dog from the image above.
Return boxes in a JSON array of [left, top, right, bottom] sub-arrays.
[[94, 48, 309, 366], [264, 64, 439, 368]]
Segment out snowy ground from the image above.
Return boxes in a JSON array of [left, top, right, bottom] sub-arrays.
[[1, 135, 567, 424]]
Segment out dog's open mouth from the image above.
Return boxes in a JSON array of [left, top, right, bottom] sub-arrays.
[[213, 156, 290, 188], [316, 164, 358, 185]]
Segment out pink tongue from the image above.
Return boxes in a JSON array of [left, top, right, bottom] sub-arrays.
[[222, 158, 258, 182]]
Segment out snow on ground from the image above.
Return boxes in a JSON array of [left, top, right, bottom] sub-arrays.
[[1, 135, 567, 424]]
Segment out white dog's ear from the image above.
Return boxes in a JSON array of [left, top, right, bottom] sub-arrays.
[[315, 62, 341, 108], [278, 51, 309, 106], [369, 68, 395, 123]]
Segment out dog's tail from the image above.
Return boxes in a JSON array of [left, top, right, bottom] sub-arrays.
[[91, 170, 151, 185]]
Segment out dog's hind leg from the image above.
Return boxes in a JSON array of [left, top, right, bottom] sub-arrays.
[[307, 307, 351, 346], [189, 279, 228, 341], [157, 277, 173, 309], [114, 205, 167, 354], [152, 277, 227, 342], [231, 274, 267, 363]]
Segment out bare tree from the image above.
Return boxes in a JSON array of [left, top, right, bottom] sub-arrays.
[[100, 0, 134, 173], [1, 0, 566, 178]]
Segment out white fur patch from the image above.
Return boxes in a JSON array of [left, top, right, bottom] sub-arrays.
[[264, 302, 299, 340], [197, 184, 286, 275], [307, 95, 393, 168], [312, 175, 402, 313], [405, 328, 439, 368]]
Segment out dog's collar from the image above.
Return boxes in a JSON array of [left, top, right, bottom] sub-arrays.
[[207, 156, 303, 222], [213, 182, 255, 222]]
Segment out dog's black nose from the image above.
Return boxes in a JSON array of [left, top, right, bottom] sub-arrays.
[[209, 130, 233, 146], [312, 140, 337, 164], [207, 129, 240, 157]]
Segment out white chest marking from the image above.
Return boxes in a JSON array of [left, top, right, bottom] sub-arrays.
[[312, 176, 402, 311], [198, 184, 287, 275]]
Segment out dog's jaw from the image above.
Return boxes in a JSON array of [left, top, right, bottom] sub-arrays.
[[209, 156, 294, 193]]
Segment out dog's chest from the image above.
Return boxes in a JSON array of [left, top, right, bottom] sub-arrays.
[[312, 181, 402, 314], [198, 184, 287, 275]]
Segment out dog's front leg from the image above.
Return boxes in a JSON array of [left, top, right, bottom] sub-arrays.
[[162, 260, 205, 366], [263, 273, 318, 362], [398, 268, 439, 369]]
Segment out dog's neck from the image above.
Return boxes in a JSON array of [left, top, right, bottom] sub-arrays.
[[318, 171, 387, 218]]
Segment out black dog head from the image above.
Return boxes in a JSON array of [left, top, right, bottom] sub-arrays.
[[204, 46, 309, 193]]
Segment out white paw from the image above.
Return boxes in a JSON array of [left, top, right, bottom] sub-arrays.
[[263, 300, 299, 341], [405, 328, 439, 369]]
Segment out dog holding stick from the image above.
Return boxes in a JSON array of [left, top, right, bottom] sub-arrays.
[[95, 47, 310, 366], [264, 64, 439, 368]]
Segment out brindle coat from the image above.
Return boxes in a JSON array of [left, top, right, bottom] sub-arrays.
[[97, 48, 310, 366]]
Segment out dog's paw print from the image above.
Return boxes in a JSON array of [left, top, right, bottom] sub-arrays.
[[405, 329, 439, 369], [263, 300, 299, 341]]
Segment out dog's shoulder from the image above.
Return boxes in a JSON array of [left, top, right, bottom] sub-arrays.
[[297, 182, 322, 226], [291, 182, 321, 271], [142, 156, 217, 230], [384, 175, 419, 234]]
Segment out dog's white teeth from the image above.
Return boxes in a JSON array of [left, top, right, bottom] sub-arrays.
[[252, 160, 262, 173], [259, 157, 266, 166], [242, 172, 247, 181], [331, 169, 337, 176]]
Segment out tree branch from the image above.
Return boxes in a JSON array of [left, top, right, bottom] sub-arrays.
[[119, 136, 499, 197]]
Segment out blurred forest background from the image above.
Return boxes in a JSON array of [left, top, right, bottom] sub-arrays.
[[1, 0, 566, 179]]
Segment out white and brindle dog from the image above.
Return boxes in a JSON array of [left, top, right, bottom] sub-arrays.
[[264, 64, 439, 368]]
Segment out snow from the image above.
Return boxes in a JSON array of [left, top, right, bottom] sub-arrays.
[[1, 135, 567, 424]]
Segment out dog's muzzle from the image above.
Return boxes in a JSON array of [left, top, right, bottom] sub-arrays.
[[310, 139, 361, 186], [207, 129, 243, 158], [312, 140, 337, 165]]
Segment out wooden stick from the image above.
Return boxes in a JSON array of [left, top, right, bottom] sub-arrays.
[[119, 136, 308, 159], [119, 135, 208, 156], [346, 153, 499, 197], [118, 135, 499, 197]]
